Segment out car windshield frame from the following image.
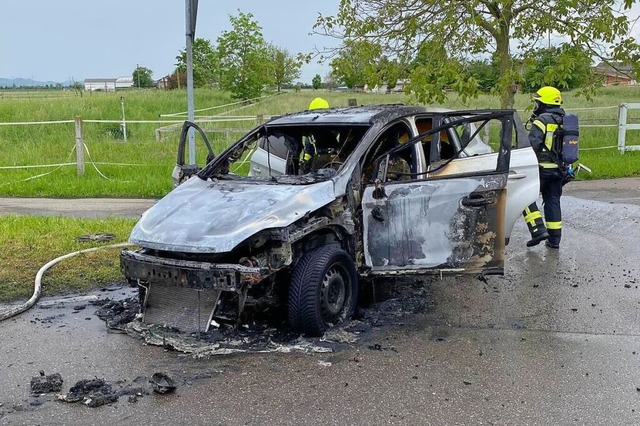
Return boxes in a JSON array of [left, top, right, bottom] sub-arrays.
[[198, 122, 373, 184]]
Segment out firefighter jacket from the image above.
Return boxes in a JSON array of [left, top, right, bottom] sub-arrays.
[[528, 106, 565, 169]]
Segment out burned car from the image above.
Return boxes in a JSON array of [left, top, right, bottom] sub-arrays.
[[120, 105, 539, 336]]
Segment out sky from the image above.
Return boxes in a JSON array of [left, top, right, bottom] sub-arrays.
[[0, 0, 341, 84], [2, 1, 640, 85]]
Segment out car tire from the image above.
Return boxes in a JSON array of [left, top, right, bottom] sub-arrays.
[[288, 245, 358, 337]]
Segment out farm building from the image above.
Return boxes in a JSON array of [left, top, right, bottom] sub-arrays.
[[84, 77, 134, 91], [84, 78, 116, 91], [116, 76, 134, 89], [592, 62, 637, 86], [156, 75, 171, 90]]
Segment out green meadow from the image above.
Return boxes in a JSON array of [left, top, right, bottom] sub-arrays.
[[1, 87, 639, 198]]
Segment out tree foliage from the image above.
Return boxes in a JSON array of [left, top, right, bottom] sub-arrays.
[[132, 66, 154, 88], [329, 39, 383, 88], [216, 11, 270, 99], [315, 0, 640, 108], [175, 38, 219, 88], [521, 45, 594, 92], [165, 70, 187, 90], [267, 44, 301, 92], [312, 74, 322, 90], [461, 56, 500, 93]]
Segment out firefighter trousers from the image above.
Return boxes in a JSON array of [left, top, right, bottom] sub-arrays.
[[539, 168, 564, 246], [523, 168, 564, 246]]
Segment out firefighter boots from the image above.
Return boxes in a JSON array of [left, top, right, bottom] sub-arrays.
[[523, 202, 549, 247]]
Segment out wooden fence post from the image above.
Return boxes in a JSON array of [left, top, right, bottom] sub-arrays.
[[75, 116, 85, 176]]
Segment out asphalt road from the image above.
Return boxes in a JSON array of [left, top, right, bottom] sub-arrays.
[[1, 177, 639, 218], [1, 177, 640, 425]]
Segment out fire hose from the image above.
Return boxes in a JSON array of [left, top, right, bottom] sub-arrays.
[[0, 243, 133, 322]]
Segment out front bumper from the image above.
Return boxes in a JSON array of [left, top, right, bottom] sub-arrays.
[[120, 249, 271, 292]]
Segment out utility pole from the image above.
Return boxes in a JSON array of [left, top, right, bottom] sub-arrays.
[[136, 64, 141, 88], [185, 0, 198, 165]]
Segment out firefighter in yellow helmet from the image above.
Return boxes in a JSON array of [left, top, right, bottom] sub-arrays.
[[301, 98, 331, 171], [522, 86, 565, 249], [308, 97, 329, 110]]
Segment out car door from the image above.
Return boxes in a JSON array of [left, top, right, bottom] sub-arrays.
[[361, 111, 515, 276], [421, 111, 539, 244], [248, 134, 289, 177]]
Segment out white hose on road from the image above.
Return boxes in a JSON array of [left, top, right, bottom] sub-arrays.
[[0, 242, 134, 322]]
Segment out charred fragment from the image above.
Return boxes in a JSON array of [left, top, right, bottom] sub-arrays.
[[30, 372, 63, 394]]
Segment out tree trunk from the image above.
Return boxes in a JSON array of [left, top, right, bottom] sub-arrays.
[[496, 28, 515, 109]]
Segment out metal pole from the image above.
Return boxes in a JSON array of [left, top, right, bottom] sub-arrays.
[[74, 116, 85, 176], [618, 103, 627, 154], [120, 96, 127, 142], [185, 0, 197, 165]]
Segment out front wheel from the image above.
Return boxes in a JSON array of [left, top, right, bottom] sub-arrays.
[[288, 245, 358, 337]]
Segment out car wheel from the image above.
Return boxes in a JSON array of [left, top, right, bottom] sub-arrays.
[[288, 245, 358, 336]]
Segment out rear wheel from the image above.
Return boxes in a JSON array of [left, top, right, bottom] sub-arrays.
[[288, 245, 358, 336]]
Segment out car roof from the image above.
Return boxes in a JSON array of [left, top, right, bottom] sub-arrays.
[[267, 104, 428, 126]]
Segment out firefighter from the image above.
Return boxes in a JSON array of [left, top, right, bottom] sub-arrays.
[[301, 98, 330, 172], [522, 86, 565, 249], [308, 97, 329, 111]]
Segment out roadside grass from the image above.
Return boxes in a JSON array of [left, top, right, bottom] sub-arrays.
[[0, 215, 136, 301]]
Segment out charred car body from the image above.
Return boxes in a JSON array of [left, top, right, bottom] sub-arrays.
[[121, 105, 539, 336]]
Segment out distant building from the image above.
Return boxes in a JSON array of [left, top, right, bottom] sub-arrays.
[[84, 78, 116, 91], [370, 84, 388, 94], [388, 80, 407, 93], [593, 62, 637, 86], [83, 77, 134, 91], [116, 76, 134, 89], [156, 75, 171, 90]]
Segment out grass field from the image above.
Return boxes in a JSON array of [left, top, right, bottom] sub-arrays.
[[0, 86, 639, 302], [0, 215, 135, 301], [1, 87, 639, 198]]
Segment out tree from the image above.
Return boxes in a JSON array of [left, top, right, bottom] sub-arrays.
[[267, 44, 301, 92], [462, 56, 500, 93], [217, 11, 270, 99], [312, 74, 322, 90], [315, 0, 640, 108], [323, 72, 338, 90], [521, 45, 594, 93], [330, 39, 383, 89], [175, 38, 219, 88], [165, 70, 187, 90], [132, 66, 154, 88]]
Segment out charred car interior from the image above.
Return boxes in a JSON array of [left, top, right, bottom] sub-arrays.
[[121, 105, 539, 336]]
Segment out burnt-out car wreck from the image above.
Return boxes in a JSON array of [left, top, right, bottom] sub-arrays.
[[121, 105, 539, 336]]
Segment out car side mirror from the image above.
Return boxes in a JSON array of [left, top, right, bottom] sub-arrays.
[[372, 178, 386, 200], [172, 164, 201, 188]]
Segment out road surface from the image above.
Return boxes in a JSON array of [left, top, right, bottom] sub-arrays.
[[1, 178, 640, 425]]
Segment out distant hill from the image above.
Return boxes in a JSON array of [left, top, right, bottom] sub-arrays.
[[0, 77, 75, 88]]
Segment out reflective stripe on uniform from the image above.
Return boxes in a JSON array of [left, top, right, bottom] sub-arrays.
[[545, 123, 558, 151], [533, 120, 546, 131], [540, 162, 559, 168], [547, 221, 562, 230], [524, 210, 543, 224]]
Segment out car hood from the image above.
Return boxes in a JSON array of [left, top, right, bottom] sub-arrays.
[[129, 177, 336, 253]]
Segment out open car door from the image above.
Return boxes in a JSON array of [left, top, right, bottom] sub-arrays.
[[172, 121, 216, 187], [361, 111, 515, 276]]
